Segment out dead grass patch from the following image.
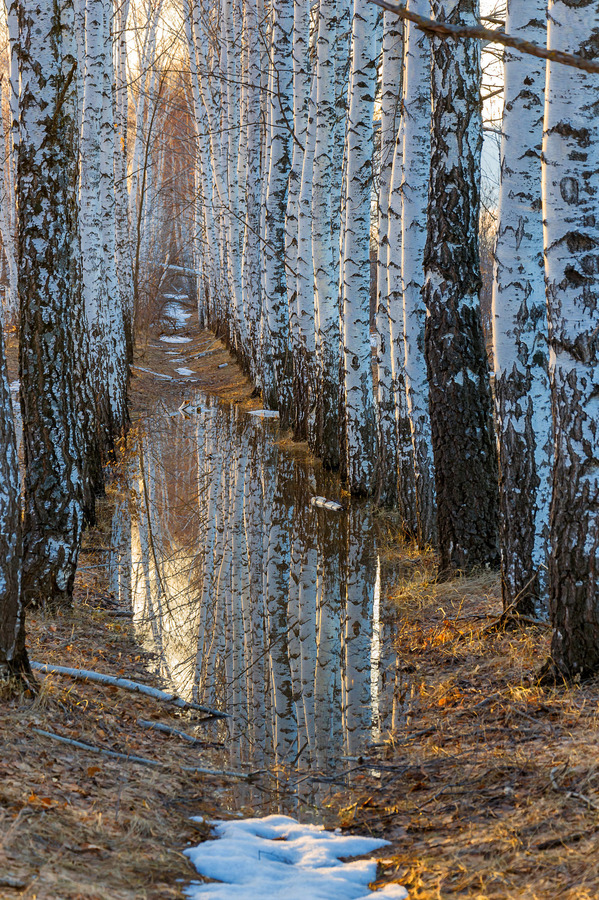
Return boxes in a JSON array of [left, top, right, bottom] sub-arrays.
[[334, 563, 599, 898]]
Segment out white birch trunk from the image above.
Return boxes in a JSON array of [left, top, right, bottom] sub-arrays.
[[374, 10, 402, 507], [543, 0, 599, 677], [339, 0, 379, 496], [492, 0, 550, 617], [401, 0, 436, 544], [262, 0, 294, 423]]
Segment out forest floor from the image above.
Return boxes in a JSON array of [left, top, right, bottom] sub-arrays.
[[2, 308, 599, 898]]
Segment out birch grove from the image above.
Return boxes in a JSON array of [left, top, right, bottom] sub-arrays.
[[4, 0, 599, 688]]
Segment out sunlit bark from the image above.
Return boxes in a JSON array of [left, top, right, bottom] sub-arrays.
[[492, 0, 550, 617]]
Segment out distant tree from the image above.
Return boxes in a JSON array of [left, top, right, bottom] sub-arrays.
[[543, 0, 599, 677], [423, 0, 499, 572]]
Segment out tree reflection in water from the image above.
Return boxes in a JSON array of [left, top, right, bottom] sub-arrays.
[[110, 394, 405, 806]]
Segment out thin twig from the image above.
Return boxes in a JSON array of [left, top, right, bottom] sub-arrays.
[[368, 0, 599, 75]]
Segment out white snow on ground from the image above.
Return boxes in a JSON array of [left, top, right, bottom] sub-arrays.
[[184, 816, 408, 900], [248, 409, 279, 418], [163, 293, 189, 300], [176, 367, 195, 376], [163, 302, 192, 327], [159, 335, 193, 343]]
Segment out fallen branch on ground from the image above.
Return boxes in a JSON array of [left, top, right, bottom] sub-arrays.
[[31, 728, 251, 779], [137, 718, 208, 744], [30, 662, 229, 718]]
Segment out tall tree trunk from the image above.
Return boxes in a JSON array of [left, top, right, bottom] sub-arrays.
[[311, 0, 347, 469], [339, 0, 379, 496], [0, 325, 27, 675], [17, 0, 85, 606], [401, 0, 436, 545], [544, 0, 599, 678], [262, 0, 294, 424], [492, 0, 550, 617], [387, 80, 417, 532], [423, 0, 498, 572], [286, 0, 311, 438], [374, 10, 402, 507]]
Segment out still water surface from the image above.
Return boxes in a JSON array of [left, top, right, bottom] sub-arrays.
[[108, 391, 407, 812]]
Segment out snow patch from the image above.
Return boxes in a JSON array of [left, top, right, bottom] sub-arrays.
[[9, 380, 19, 392], [176, 367, 195, 376], [310, 496, 344, 512], [248, 409, 280, 419], [163, 303, 193, 327], [184, 816, 407, 900], [159, 335, 193, 344]]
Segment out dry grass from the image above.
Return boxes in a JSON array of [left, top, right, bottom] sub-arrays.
[[336, 559, 599, 899]]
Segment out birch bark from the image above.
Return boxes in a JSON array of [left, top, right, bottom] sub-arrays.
[[17, 0, 85, 606], [262, 0, 294, 424], [0, 326, 26, 675], [543, 1, 599, 677], [492, 0, 550, 616], [423, 0, 498, 572], [311, 0, 344, 468], [387, 78, 417, 532], [339, 0, 379, 496], [400, 0, 436, 544], [374, 10, 402, 507]]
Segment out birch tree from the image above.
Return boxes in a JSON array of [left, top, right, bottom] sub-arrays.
[[543, 1, 599, 677], [387, 69, 417, 530], [80, 0, 128, 444], [423, 0, 498, 572], [258, 0, 293, 422], [311, 0, 346, 469], [401, 0, 436, 545], [374, 10, 402, 507], [0, 329, 26, 675], [339, 0, 379, 495], [17, 0, 85, 606], [492, 0, 550, 616]]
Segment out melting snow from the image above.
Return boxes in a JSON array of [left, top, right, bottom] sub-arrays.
[[184, 816, 407, 900], [248, 409, 279, 419], [176, 367, 195, 376], [160, 335, 193, 344], [310, 496, 344, 512], [163, 303, 193, 327]]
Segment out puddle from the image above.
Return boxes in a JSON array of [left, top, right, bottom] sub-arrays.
[[109, 392, 407, 815]]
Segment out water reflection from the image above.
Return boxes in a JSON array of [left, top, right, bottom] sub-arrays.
[[110, 394, 403, 796]]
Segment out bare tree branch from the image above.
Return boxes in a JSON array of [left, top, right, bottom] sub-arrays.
[[368, 0, 599, 75]]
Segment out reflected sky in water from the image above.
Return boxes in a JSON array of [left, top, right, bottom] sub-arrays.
[[109, 393, 406, 807]]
